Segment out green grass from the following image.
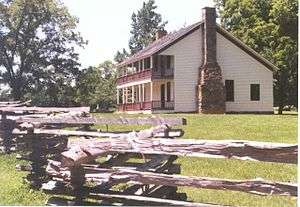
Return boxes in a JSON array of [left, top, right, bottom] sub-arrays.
[[0, 112, 297, 206], [0, 154, 50, 205]]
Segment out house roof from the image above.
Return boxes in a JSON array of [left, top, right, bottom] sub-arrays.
[[118, 22, 278, 72], [118, 21, 202, 67]]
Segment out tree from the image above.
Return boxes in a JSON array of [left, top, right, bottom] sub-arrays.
[[0, 0, 86, 102], [75, 60, 117, 111], [128, 0, 167, 54], [214, 0, 298, 114], [114, 48, 129, 63]]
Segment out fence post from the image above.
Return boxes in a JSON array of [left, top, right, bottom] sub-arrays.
[[70, 166, 86, 205], [26, 128, 47, 189], [0, 111, 16, 154]]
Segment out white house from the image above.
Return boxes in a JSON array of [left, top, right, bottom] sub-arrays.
[[116, 7, 275, 114]]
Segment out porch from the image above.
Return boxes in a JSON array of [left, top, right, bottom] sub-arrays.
[[117, 55, 175, 85], [117, 80, 174, 112]]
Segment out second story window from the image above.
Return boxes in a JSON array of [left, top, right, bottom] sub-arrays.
[[153, 55, 158, 71], [139, 60, 143, 71], [166, 56, 174, 69], [144, 57, 151, 69], [160, 56, 165, 69], [134, 62, 139, 73]]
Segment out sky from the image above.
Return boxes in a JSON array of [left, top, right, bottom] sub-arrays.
[[62, 0, 215, 68]]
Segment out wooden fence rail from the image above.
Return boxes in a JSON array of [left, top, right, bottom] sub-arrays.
[[13, 128, 184, 138], [0, 106, 90, 114], [46, 161, 297, 196], [40, 124, 297, 206], [0, 107, 297, 206], [59, 128, 297, 166], [15, 116, 187, 126]]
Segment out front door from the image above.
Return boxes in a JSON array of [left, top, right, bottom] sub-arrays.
[[161, 84, 165, 109]]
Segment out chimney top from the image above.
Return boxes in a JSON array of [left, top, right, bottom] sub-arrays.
[[155, 30, 167, 40], [202, 7, 217, 65], [202, 7, 216, 22]]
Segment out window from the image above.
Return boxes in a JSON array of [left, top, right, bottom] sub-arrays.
[[160, 56, 165, 69], [133, 62, 139, 73], [166, 56, 174, 69], [225, 80, 234, 102], [166, 82, 171, 102], [144, 57, 151, 69], [250, 84, 260, 101], [153, 55, 158, 71], [139, 60, 143, 71]]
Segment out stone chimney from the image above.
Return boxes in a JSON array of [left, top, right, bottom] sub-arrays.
[[197, 7, 225, 114], [155, 29, 167, 40]]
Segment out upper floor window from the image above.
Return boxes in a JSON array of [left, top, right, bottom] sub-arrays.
[[139, 60, 143, 71], [166, 56, 174, 69], [144, 57, 151, 69], [250, 84, 260, 101], [225, 80, 234, 102], [160, 55, 165, 69], [153, 55, 174, 71], [133, 62, 139, 72], [153, 55, 158, 71]]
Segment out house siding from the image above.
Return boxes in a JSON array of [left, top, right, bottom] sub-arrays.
[[217, 32, 274, 112], [160, 29, 202, 112]]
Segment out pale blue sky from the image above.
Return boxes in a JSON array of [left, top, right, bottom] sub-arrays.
[[62, 0, 215, 67]]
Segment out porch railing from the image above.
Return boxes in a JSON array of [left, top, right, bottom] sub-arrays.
[[118, 101, 174, 111], [116, 69, 152, 85], [152, 100, 174, 110]]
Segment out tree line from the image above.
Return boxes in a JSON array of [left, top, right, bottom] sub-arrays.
[[0, 0, 297, 113]]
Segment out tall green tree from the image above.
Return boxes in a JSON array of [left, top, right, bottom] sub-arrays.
[[114, 48, 129, 63], [75, 60, 117, 111], [214, 0, 298, 114], [0, 0, 86, 102], [128, 0, 167, 54]]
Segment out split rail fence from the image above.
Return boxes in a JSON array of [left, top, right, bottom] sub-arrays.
[[0, 101, 297, 206]]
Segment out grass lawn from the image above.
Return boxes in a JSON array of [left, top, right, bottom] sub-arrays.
[[0, 113, 297, 206]]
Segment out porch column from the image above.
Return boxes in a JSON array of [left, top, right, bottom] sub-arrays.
[[125, 87, 128, 104], [150, 82, 153, 102], [138, 84, 142, 102], [132, 86, 135, 103], [122, 88, 125, 104], [116, 89, 119, 105], [142, 84, 145, 102]]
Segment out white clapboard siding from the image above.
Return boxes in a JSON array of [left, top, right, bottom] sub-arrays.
[[160, 29, 202, 112], [217, 32, 274, 112], [158, 27, 273, 113]]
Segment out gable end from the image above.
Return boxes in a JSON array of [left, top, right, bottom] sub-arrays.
[[217, 26, 277, 72]]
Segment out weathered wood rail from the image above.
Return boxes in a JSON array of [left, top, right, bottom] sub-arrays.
[[39, 125, 296, 206], [14, 116, 186, 126], [0, 105, 297, 206], [60, 135, 297, 166], [47, 162, 297, 196]]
